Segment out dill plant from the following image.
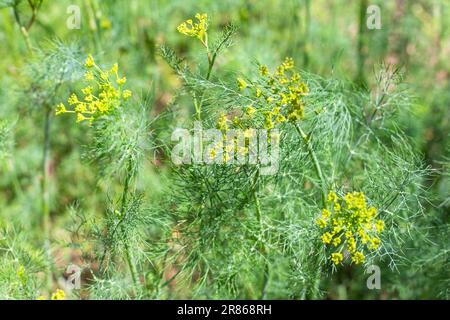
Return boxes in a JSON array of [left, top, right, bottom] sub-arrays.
[[155, 13, 431, 299], [11, 41, 85, 293], [55, 54, 162, 298], [0, 3, 445, 301]]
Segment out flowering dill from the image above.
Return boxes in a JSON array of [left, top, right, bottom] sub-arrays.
[[55, 54, 132, 124], [37, 288, 65, 300], [236, 57, 309, 129], [316, 191, 384, 266], [177, 13, 208, 47], [51, 289, 65, 300]]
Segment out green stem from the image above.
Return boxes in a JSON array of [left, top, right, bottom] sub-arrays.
[[120, 161, 139, 290], [12, 0, 42, 55], [206, 52, 215, 81], [251, 172, 269, 299], [303, 0, 311, 67], [356, 0, 368, 86], [193, 46, 216, 121], [294, 122, 327, 205], [84, 0, 101, 51], [42, 108, 52, 291], [12, 6, 33, 54], [294, 122, 326, 298]]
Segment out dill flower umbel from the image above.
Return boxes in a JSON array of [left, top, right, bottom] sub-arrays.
[[235, 57, 309, 129], [51, 289, 66, 300], [316, 191, 384, 266], [55, 55, 132, 124], [177, 13, 208, 47], [207, 58, 306, 163], [37, 288, 65, 300]]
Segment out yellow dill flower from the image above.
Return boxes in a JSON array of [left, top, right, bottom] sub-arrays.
[[85, 54, 95, 68], [68, 93, 79, 106], [275, 114, 286, 124], [219, 58, 308, 136], [116, 77, 126, 85], [332, 218, 344, 228], [322, 209, 331, 219], [246, 105, 256, 117], [36, 295, 46, 300], [327, 191, 338, 203], [375, 220, 385, 233], [122, 90, 132, 100], [332, 225, 343, 234], [255, 87, 262, 98], [368, 237, 381, 250], [57, 56, 132, 124], [237, 78, 248, 91], [316, 218, 327, 228], [272, 107, 280, 115], [177, 13, 208, 46], [55, 103, 67, 116], [100, 17, 112, 30], [217, 113, 228, 131], [111, 63, 118, 74], [275, 65, 285, 77], [209, 147, 217, 160], [76, 113, 87, 123], [100, 71, 109, 81], [351, 251, 365, 265], [264, 112, 274, 130], [331, 252, 343, 265], [332, 237, 341, 247], [334, 202, 341, 212], [84, 94, 93, 102], [16, 265, 25, 279], [282, 57, 294, 69], [319, 190, 384, 266], [287, 109, 303, 121], [75, 103, 87, 113], [321, 232, 332, 244], [347, 237, 356, 253], [367, 206, 377, 218], [223, 152, 231, 163], [51, 289, 65, 300], [85, 70, 94, 81], [259, 65, 269, 76], [360, 231, 369, 244], [81, 86, 93, 95], [291, 72, 301, 82]]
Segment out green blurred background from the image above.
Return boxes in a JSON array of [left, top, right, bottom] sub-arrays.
[[0, 0, 448, 299]]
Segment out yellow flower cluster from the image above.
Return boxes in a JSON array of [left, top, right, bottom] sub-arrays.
[[207, 112, 255, 163], [208, 59, 305, 162], [316, 191, 384, 266], [55, 54, 132, 124], [177, 13, 208, 47], [36, 288, 66, 300], [236, 57, 309, 130]]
